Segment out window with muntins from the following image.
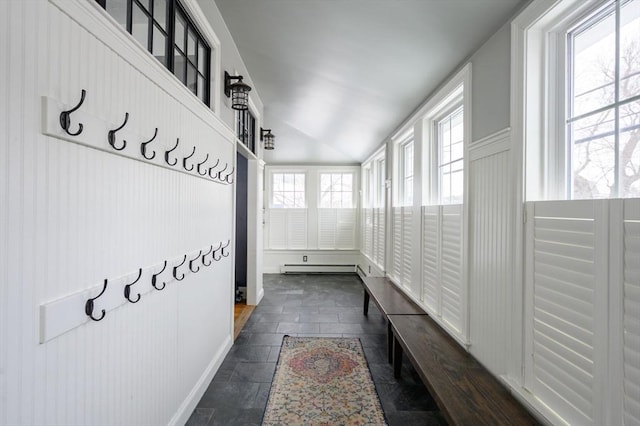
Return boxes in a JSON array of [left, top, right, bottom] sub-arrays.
[[237, 109, 256, 154], [272, 173, 306, 208], [97, 0, 211, 106], [437, 105, 464, 204], [401, 141, 414, 206], [320, 173, 354, 208], [567, 0, 640, 199]]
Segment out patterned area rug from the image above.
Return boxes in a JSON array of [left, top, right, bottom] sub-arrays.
[[262, 336, 386, 425]]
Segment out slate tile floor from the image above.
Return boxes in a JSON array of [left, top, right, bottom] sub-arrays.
[[186, 274, 447, 426]]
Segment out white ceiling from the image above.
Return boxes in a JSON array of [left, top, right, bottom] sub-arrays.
[[214, 0, 525, 164]]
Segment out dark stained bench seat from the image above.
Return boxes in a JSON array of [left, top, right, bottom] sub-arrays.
[[361, 276, 426, 362], [388, 314, 539, 426]]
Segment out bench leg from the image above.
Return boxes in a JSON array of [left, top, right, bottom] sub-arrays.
[[363, 291, 370, 316], [393, 337, 403, 378], [387, 321, 393, 363]]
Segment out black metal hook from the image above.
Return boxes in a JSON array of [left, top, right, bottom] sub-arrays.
[[173, 255, 187, 281], [216, 163, 228, 180], [85, 279, 108, 321], [152, 261, 168, 291], [197, 154, 210, 176], [165, 138, 180, 166], [221, 240, 231, 257], [212, 241, 223, 261], [124, 268, 143, 303], [60, 89, 86, 136], [202, 245, 214, 266], [208, 159, 221, 179], [224, 166, 235, 184], [183, 146, 196, 171], [108, 112, 129, 151], [189, 251, 202, 273], [141, 128, 158, 160]]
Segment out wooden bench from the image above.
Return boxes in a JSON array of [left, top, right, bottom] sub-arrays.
[[361, 276, 426, 362], [388, 314, 539, 425]]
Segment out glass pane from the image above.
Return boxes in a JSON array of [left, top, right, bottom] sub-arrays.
[[283, 174, 294, 192], [273, 192, 284, 208], [154, 0, 167, 29], [187, 63, 197, 95], [342, 192, 352, 208], [451, 110, 464, 161], [320, 192, 331, 208], [440, 165, 451, 204], [440, 119, 451, 164], [571, 9, 615, 117], [619, 99, 640, 198], [343, 174, 353, 191], [131, 3, 149, 50], [174, 13, 186, 52], [331, 193, 341, 208], [272, 175, 283, 191], [620, 0, 640, 101], [320, 174, 331, 191], [294, 192, 305, 208], [174, 50, 186, 83], [570, 109, 616, 199], [197, 74, 205, 100], [404, 143, 414, 177], [187, 30, 197, 64], [405, 177, 413, 205], [331, 174, 341, 191], [283, 192, 294, 208], [295, 174, 305, 191], [105, 0, 127, 29], [136, 0, 150, 11], [152, 26, 166, 66], [198, 44, 206, 72], [450, 160, 464, 204]]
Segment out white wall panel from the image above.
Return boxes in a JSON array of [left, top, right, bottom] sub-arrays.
[[624, 200, 640, 425], [468, 133, 511, 374], [1, 1, 235, 424]]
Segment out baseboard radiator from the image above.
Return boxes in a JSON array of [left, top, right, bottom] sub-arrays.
[[280, 264, 357, 274]]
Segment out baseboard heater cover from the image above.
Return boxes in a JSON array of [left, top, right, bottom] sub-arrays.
[[280, 264, 357, 274]]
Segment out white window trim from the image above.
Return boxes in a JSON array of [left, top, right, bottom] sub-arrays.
[[268, 170, 308, 209], [432, 101, 465, 205]]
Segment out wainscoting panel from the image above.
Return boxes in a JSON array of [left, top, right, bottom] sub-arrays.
[[468, 129, 512, 373], [1, 1, 234, 425]]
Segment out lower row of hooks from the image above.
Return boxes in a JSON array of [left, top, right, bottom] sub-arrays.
[[85, 240, 231, 321]]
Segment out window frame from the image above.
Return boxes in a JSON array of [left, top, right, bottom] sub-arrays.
[[270, 171, 307, 209], [237, 109, 256, 154], [96, 0, 211, 107], [434, 103, 465, 205], [318, 172, 355, 209]]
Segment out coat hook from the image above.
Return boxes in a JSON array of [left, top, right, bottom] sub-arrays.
[[197, 154, 210, 176], [60, 89, 86, 136], [221, 240, 231, 257], [212, 241, 223, 261], [189, 251, 202, 273], [124, 268, 143, 303], [152, 261, 168, 291], [216, 163, 228, 180], [208, 159, 221, 179], [165, 138, 180, 166], [85, 279, 108, 321], [224, 166, 235, 184], [183, 146, 196, 171], [141, 128, 158, 160], [108, 112, 129, 151], [173, 255, 187, 281], [202, 245, 214, 266]]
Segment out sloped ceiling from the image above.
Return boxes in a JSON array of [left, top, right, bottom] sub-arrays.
[[214, 0, 525, 164]]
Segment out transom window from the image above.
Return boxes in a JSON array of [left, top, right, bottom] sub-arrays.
[[272, 173, 306, 208], [237, 110, 256, 154], [567, 0, 640, 199], [97, 0, 211, 106], [437, 105, 464, 204], [320, 173, 354, 208]]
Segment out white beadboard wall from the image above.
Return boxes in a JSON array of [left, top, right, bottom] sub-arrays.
[[467, 129, 513, 374], [1, 1, 235, 425]]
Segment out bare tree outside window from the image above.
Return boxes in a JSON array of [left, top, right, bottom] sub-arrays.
[[569, 0, 640, 199]]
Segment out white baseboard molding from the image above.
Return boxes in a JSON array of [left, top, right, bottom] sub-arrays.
[[280, 264, 356, 274], [169, 334, 233, 426]]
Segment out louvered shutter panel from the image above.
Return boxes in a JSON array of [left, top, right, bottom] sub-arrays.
[[401, 207, 413, 289], [441, 204, 463, 332], [422, 206, 440, 313], [624, 201, 640, 425], [337, 209, 357, 249], [268, 209, 288, 249], [288, 209, 307, 249]]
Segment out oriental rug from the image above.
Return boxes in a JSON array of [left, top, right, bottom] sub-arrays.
[[262, 336, 387, 426]]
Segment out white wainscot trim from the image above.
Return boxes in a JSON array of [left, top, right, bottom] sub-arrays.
[[469, 127, 511, 161]]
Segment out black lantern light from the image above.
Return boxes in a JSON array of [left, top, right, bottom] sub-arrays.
[[224, 71, 251, 110], [261, 128, 275, 150]]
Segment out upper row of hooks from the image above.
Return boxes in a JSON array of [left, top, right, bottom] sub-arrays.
[[59, 89, 234, 184], [85, 240, 231, 321]]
